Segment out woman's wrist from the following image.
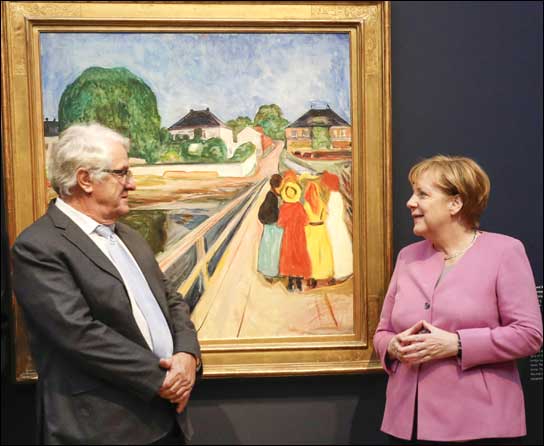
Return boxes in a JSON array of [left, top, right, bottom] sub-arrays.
[[456, 333, 462, 359], [386, 337, 397, 360]]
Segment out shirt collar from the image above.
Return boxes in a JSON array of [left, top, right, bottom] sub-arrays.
[[55, 197, 115, 235]]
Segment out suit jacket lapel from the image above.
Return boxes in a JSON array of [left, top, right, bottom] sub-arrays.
[[48, 201, 170, 325], [47, 203, 125, 284], [421, 241, 445, 302], [407, 241, 444, 304]]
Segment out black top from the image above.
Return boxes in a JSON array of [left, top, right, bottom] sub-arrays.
[[258, 191, 279, 225]]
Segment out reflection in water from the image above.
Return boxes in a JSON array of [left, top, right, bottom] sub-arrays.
[[120, 184, 258, 311], [121, 201, 229, 255], [119, 210, 167, 255]]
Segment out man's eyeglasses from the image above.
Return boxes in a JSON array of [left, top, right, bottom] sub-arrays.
[[104, 168, 134, 183]]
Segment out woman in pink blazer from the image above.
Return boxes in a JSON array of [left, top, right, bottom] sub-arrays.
[[374, 155, 542, 443]]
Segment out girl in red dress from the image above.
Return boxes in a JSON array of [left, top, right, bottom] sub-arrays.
[[277, 179, 311, 292]]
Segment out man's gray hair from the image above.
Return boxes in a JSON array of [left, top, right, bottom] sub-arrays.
[[47, 123, 130, 196]]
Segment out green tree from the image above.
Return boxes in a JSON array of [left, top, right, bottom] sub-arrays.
[[159, 127, 173, 145], [226, 116, 253, 141], [201, 138, 228, 162], [254, 104, 289, 140], [311, 127, 331, 150], [159, 150, 183, 163], [180, 139, 204, 161], [182, 128, 206, 159], [193, 128, 203, 140], [58, 66, 162, 163], [229, 142, 256, 162]]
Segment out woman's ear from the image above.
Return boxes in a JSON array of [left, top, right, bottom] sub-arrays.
[[76, 168, 94, 194], [449, 194, 463, 216]]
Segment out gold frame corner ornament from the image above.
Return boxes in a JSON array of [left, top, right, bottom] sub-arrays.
[[1, 1, 392, 381]]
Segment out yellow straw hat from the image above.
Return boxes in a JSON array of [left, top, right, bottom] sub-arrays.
[[280, 181, 302, 203]]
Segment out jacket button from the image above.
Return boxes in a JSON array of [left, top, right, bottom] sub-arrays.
[[424, 302, 431, 309]]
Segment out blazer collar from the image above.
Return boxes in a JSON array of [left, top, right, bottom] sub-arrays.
[[47, 200, 170, 321], [48, 201, 125, 283], [419, 240, 445, 301]]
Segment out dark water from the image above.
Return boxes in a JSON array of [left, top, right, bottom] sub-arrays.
[[120, 194, 260, 311], [119, 181, 265, 310], [120, 205, 221, 255]]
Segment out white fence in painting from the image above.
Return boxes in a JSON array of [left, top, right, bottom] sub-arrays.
[[158, 178, 267, 309], [131, 153, 257, 178]]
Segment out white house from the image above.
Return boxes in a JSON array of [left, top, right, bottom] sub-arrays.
[[236, 126, 263, 157], [168, 108, 236, 157]]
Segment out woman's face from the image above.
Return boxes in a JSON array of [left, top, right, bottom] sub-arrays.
[[406, 170, 457, 239]]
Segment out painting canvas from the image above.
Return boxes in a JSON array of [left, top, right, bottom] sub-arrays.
[[41, 33, 355, 340], [2, 1, 391, 379]]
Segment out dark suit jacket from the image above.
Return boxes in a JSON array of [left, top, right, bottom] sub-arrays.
[[12, 201, 202, 445]]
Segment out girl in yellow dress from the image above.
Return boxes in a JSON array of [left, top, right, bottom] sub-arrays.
[[303, 181, 334, 288]]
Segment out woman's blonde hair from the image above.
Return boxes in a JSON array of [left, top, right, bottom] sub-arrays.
[[408, 155, 491, 228]]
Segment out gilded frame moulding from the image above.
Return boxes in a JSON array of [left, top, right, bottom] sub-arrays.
[[1, 1, 392, 381]]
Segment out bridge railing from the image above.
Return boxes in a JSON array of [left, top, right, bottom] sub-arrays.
[[158, 179, 267, 310]]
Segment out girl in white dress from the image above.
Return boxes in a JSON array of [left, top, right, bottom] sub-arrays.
[[321, 171, 353, 280]]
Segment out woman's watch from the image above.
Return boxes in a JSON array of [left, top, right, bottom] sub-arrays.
[[456, 333, 463, 359]]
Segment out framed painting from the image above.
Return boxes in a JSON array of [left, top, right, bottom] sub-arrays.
[[1, 1, 392, 381]]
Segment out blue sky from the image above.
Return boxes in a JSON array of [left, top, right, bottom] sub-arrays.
[[40, 33, 351, 127]]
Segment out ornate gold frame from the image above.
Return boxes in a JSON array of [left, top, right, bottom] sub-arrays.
[[1, 1, 392, 381]]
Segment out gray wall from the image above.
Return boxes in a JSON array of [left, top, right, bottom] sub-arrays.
[[2, 2, 542, 444]]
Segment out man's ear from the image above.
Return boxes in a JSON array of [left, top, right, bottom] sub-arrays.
[[449, 194, 463, 216], [76, 168, 93, 194]]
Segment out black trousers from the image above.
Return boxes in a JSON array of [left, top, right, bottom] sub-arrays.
[[150, 424, 186, 445]]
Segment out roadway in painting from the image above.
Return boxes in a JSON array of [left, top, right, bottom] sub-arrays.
[[41, 32, 355, 341]]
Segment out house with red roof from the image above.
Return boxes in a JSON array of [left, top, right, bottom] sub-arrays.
[[285, 106, 351, 157]]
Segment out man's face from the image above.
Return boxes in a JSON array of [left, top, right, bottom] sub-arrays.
[[90, 141, 135, 223]]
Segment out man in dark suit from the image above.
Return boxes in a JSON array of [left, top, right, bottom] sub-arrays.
[[12, 123, 201, 445]]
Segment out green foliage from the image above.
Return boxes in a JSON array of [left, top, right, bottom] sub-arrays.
[[202, 138, 228, 162], [58, 66, 162, 163], [178, 129, 204, 160], [119, 210, 167, 255], [229, 142, 256, 163], [227, 116, 253, 140], [311, 126, 331, 150], [159, 127, 173, 145], [180, 140, 204, 160], [193, 128, 203, 140], [254, 104, 289, 140], [159, 150, 183, 163], [176, 135, 227, 163]]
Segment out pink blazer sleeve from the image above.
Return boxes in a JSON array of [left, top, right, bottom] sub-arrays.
[[373, 250, 403, 375], [459, 239, 543, 370]]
